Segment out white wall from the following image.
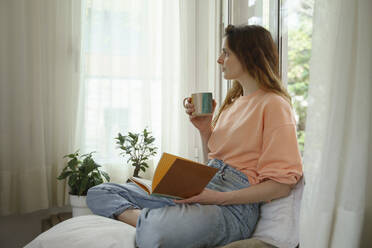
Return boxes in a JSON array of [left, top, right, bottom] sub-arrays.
[[360, 140, 372, 248], [0, 206, 71, 248]]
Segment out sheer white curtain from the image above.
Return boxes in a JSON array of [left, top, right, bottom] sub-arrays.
[[299, 0, 372, 247], [176, 0, 222, 163], [0, 0, 82, 215], [77, 0, 197, 183]]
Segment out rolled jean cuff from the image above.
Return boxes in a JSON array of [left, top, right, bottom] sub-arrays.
[[112, 203, 140, 219]]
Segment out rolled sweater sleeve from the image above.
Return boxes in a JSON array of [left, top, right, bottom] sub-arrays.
[[256, 96, 303, 185]]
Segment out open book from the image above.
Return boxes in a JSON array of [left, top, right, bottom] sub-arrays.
[[129, 152, 218, 199]]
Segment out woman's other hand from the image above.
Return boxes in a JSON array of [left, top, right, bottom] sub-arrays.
[[184, 97, 217, 133]]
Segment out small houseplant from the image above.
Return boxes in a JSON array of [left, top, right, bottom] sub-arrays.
[[115, 128, 157, 179], [57, 150, 110, 216]]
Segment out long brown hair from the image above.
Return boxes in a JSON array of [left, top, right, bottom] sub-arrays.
[[212, 25, 292, 127]]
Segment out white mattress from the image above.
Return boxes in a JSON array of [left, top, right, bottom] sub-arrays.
[[25, 215, 136, 248]]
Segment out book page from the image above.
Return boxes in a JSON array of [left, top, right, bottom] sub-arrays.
[[129, 177, 152, 194]]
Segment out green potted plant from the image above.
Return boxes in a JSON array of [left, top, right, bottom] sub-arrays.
[[115, 128, 158, 180], [57, 150, 110, 217]]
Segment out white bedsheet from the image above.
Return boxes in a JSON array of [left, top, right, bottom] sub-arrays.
[[25, 215, 136, 248]]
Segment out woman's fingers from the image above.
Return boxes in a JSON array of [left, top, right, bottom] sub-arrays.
[[184, 97, 217, 116], [185, 106, 194, 113], [184, 102, 194, 109], [184, 100, 195, 116]]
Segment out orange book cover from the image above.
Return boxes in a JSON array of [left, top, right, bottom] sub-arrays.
[[129, 152, 218, 199]]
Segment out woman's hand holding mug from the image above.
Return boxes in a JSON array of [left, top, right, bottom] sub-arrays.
[[183, 92, 216, 133]]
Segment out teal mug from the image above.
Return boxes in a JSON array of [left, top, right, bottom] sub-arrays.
[[183, 92, 213, 116]]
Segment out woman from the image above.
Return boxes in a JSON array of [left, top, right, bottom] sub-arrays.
[[87, 25, 303, 248]]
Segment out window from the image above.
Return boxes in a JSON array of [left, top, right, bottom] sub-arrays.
[[79, 0, 163, 165], [284, 0, 314, 155], [221, 0, 314, 156]]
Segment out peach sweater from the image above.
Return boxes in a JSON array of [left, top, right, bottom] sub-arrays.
[[208, 89, 303, 185]]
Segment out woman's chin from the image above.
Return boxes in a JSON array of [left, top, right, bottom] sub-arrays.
[[223, 74, 232, 80]]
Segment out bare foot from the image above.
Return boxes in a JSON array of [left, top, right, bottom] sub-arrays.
[[117, 209, 141, 227]]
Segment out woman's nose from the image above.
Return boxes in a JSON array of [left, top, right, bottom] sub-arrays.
[[217, 55, 223, 64]]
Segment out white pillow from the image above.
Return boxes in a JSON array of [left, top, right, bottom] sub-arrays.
[[252, 177, 305, 248], [25, 215, 136, 248]]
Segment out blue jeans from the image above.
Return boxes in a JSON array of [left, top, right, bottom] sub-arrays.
[[87, 159, 259, 248]]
